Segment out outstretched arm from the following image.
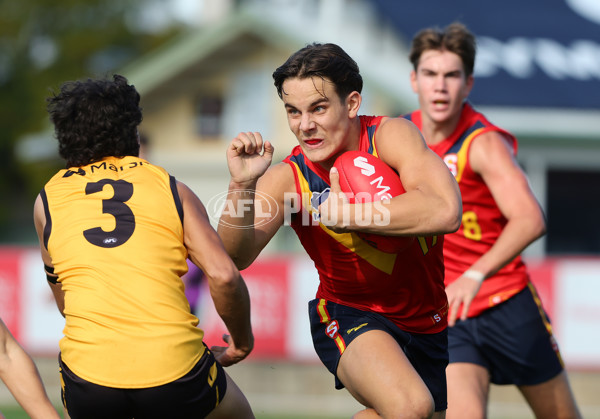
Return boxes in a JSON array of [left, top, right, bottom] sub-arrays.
[[0, 319, 60, 419]]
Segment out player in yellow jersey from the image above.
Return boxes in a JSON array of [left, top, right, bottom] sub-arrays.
[[33, 74, 255, 419]]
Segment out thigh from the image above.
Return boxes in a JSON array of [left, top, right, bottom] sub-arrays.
[[206, 372, 254, 419], [337, 330, 435, 418], [446, 362, 490, 419], [519, 371, 582, 419], [310, 299, 447, 414]]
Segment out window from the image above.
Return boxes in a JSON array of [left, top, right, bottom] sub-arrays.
[[196, 96, 223, 138], [546, 169, 600, 255]]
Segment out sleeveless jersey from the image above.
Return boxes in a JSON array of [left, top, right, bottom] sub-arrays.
[[405, 103, 529, 317], [41, 156, 205, 388], [283, 115, 448, 334]]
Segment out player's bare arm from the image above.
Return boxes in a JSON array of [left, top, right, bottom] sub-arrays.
[[33, 194, 65, 316], [467, 131, 546, 277], [378, 117, 461, 235], [177, 181, 253, 366], [325, 117, 461, 236], [0, 320, 61, 419], [218, 132, 295, 270]]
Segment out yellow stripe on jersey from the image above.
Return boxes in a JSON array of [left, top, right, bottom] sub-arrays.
[[317, 299, 330, 323], [455, 127, 486, 182], [293, 163, 314, 214], [316, 300, 346, 354], [334, 334, 347, 354], [319, 225, 397, 275], [289, 162, 397, 275], [527, 282, 564, 367]]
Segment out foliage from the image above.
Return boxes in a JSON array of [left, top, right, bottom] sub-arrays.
[[0, 0, 183, 243]]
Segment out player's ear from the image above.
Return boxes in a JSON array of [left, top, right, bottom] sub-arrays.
[[465, 73, 475, 95], [410, 70, 418, 93], [346, 91, 361, 118]]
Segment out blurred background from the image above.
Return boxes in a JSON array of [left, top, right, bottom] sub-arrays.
[[1, 0, 599, 417]]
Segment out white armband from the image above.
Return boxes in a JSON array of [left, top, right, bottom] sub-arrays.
[[462, 269, 485, 283]]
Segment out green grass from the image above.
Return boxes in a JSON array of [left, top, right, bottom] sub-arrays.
[[0, 405, 63, 419]]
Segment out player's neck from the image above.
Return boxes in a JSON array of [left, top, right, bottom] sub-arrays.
[[419, 112, 461, 146]]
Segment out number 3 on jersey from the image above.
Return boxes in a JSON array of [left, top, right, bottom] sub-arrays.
[[83, 179, 135, 248]]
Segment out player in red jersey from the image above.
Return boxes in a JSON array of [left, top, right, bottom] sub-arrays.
[[218, 43, 461, 418], [406, 23, 581, 418]]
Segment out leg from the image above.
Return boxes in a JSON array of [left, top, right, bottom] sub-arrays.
[[445, 362, 489, 419], [337, 330, 436, 419], [518, 371, 581, 419], [206, 371, 254, 419]]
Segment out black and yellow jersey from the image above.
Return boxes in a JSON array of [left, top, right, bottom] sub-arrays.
[[41, 156, 204, 388]]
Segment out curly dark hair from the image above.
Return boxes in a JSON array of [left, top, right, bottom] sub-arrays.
[[46, 74, 143, 168], [272, 43, 363, 103]]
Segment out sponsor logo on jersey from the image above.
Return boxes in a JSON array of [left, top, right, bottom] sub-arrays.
[[346, 323, 368, 335], [326, 320, 340, 339]]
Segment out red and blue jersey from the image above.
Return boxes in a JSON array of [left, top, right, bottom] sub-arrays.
[[405, 103, 530, 317], [283, 115, 448, 334]]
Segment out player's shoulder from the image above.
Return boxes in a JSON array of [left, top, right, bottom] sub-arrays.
[[471, 129, 515, 155], [380, 115, 418, 129], [377, 116, 422, 142], [375, 116, 427, 161]]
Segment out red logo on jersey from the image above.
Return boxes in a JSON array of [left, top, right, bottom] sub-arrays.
[[443, 154, 458, 177], [326, 320, 340, 339]]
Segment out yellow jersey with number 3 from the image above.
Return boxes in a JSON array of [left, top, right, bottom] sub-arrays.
[[41, 156, 205, 388]]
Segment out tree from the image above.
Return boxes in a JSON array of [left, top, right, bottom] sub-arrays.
[[0, 0, 185, 243]]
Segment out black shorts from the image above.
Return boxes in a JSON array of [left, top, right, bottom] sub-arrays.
[[59, 346, 227, 419], [309, 298, 448, 411], [449, 283, 564, 385]]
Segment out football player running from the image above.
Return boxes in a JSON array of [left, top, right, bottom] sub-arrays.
[[405, 22, 581, 419], [218, 43, 461, 418]]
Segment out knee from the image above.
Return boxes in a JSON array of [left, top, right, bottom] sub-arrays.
[[381, 394, 435, 419], [409, 395, 435, 419]]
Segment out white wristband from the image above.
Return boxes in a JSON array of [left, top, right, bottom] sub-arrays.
[[462, 269, 485, 283]]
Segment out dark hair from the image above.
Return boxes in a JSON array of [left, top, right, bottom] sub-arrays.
[[409, 22, 476, 77], [46, 74, 143, 167], [272, 43, 363, 102]]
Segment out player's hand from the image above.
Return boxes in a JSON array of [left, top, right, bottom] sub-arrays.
[[210, 334, 253, 367], [319, 167, 351, 233], [226, 132, 274, 187], [445, 274, 483, 327]]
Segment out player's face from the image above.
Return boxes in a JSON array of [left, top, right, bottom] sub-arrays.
[[281, 76, 359, 169], [410, 49, 473, 126]]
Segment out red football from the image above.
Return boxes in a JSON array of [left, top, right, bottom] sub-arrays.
[[333, 150, 414, 253]]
